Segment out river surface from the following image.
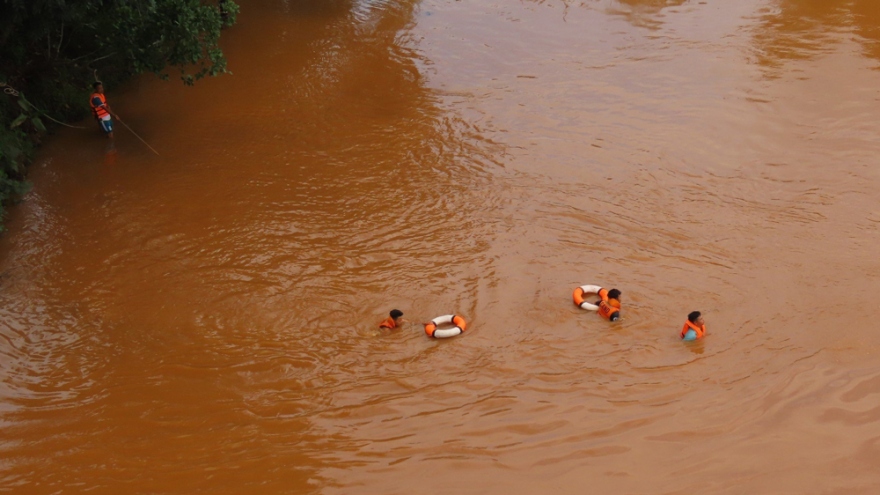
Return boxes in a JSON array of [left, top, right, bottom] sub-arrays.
[[2, 0, 880, 493]]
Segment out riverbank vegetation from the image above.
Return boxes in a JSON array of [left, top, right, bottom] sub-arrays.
[[0, 0, 239, 229]]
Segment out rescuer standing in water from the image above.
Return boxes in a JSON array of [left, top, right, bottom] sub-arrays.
[[90, 82, 116, 139]]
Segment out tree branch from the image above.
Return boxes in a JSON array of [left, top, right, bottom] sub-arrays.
[[56, 22, 64, 56]]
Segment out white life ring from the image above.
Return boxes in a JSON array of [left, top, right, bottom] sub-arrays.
[[573, 285, 603, 311], [424, 314, 467, 339]]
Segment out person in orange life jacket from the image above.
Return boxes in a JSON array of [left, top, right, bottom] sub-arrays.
[[596, 288, 622, 322], [379, 309, 408, 330], [90, 82, 116, 138], [681, 311, 706, 341]]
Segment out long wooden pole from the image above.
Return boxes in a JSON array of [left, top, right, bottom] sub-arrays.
[[116, 116, 160, 156]]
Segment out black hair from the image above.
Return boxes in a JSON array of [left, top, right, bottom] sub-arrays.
[[687, 311, 701, 323], [93, 81, 103, 89], [390, 309, 403, 319], [608, 289, 621, 299]]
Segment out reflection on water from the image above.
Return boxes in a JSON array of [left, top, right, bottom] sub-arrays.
[[606, 0, 689, 30], [753, 0, 880, 71], [2, 0, 880, 493]]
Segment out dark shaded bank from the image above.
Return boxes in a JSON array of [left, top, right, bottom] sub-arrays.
[[0, 0, 240, 229]]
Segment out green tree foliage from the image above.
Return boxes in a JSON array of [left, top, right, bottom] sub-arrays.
[[0, 0, 239, 229]]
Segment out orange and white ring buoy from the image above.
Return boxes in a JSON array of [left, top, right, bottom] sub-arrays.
[[573, 285, 603, 311], [424, 314, 467, 339]]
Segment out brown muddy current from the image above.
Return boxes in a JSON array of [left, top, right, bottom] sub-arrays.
[[2, 0, 880, 493]]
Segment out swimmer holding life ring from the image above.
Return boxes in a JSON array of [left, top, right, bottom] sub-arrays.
[[424, 314, 467, 339], [681, 311, 706, 341], [573, 285, 622, 322]]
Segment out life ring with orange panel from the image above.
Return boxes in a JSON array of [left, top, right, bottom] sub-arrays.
[[572, 285, 605, 311], [424, 314, 467, 339]]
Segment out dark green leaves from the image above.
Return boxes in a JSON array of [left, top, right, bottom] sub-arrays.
[[9, 114, 27, 129], [100, 0, 237, 85], [30, 117, 46, 133]]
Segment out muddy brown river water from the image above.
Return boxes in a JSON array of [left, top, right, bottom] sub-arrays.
[[2, 0, 880, 493]]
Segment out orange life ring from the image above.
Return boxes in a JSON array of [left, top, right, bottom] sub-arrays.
[[425, 314, 467, 339], [572, 284, 603, 310]]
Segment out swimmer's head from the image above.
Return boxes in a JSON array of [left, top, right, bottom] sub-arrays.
[[390, 309, 403, 321], [608, 289, 621, 300], [93, 81, 104, 93], [610, 312, 620, 322], [688, 311, 704, 326]]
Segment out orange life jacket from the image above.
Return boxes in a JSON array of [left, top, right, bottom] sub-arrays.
[[379, 317, 397, 329], [680, 321, 706, 339], [597, 298, 620, 320], [90, 92, 110, 120]]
